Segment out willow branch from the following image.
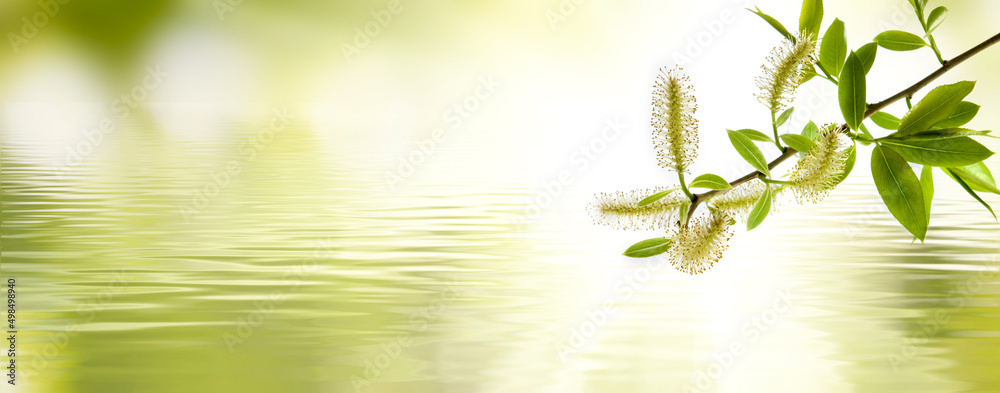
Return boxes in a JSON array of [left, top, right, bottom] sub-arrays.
[[866, 31, 1000, 117], [683, 31, 1000, 227]]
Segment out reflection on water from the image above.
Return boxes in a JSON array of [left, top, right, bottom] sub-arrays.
[[2, 118, 998, 393]]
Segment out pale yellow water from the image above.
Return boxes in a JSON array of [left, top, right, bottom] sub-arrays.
[[2, 118, 999, 393]]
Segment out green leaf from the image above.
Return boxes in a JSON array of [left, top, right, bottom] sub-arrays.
[[749, 7, 795, 41], [880, 136, 994, 167], [858, 123, 876, 142], [838, 51, 866, 131], [780, 134, 817, 153], [874, 30, 928, 51], [885, 128, 991, 141], [948, 164, 1000, 194], [623, 238, 673, 258], [727, 130, 771, 177], [735, 129, 775, 144], [920, 165, 934, 220], [832, 145, 857, 186], [776, 107, 795, 127], [801, 121, 821, 141], [689, 174, 731, 190], [799, 0, 824, 40], [747, 184, 773, 231], [856, 42, 878, 74], [637, 187, 680, 207], [871, 145, 928, 241], [932, 101, 980, 129], [820, 19, 847, 76], [897, 81, 976, 135], [916, 165, 934, 242], [679, 199, 692, 226], [925, 6, 948, 35], [870, 111, 901, 130], [944, 168, 997, 220]]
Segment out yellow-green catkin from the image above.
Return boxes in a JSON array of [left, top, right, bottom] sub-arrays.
[[652, 67, 698, 174], [667, 212, 733, 275], [790, 125, 848, 203], [756, 34, 815, 114], [589, 187, 686, 230]]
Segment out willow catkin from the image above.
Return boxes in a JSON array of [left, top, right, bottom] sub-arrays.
[[756, 35, 815, 114], [588, 187, 687, 231], [667, 211, 733, 275], [652, 67, 699, 174], [790, 125, 848, 203]]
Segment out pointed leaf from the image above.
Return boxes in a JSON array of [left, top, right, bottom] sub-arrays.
[[801, 121, 821, 141], [637, 187, 680, 207], [820, 19, 847, 76], [799, 0, 824, 40], [839, 51, 866, 131], [871, 112, 901, 130], [885, 128, 991, 141], [871, 145, 927, 241], [948, 164, 1000, 194], [623, 238, 673, 258], [780, 134, 817, 153], [897, 81, 976, 135], [727, 129, 771, 177], [856, 42, 878, 74], [920, 165, 934, 220], [874, 30, 928, 51], [944, 168, 997, 220], [925, 7, 948, 35], [880, 136, 994, 167], [735, 129, 775, 144], [749, 7, 795, 41], [689, 174, 731, 190], [747, 184, 773, 230], [932, 101, 979, 129], [776, 107, 795, 127]]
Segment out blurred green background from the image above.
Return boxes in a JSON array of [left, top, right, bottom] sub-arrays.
[[1, 0, 999, 392]]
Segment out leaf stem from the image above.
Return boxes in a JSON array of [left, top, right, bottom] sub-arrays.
[[770, 110, 783, 150], [814, 62, 839, 84], [682, 30, 1000, 227], [678, 171, 694, 201]]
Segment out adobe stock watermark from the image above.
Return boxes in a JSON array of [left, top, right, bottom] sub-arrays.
[[222, 238, 334, 353], [7, 0, 72, 54], [545, 0, 590, 31], [384, 76, 501, 191], [886, 254, 1000, 372], [558, 255, 666, 361], [214, 0, 245, 21], [350, 280, 462, 392], [179, 107, 296, 222], [51, 65, 168, 178], [671, 0, 752, 67], [341, 0, 415, 62], [511, 117, 625, 229], [19, 270, 129, 384], [683, 288, 794, 393]]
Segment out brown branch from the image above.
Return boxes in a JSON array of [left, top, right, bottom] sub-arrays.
[[683, 31, 1000, 227], [866, 31, 1000, 117]]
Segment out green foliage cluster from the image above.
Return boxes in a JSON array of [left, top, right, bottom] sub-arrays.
[[592, 0, 998, 272]]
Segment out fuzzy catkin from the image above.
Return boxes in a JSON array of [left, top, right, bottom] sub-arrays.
[[652, 67, 699, 173], [790, 125, 848, 203], [588, 187, 687, 231], [756, 35, 815, 115], [667, 212, 733, 275]]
